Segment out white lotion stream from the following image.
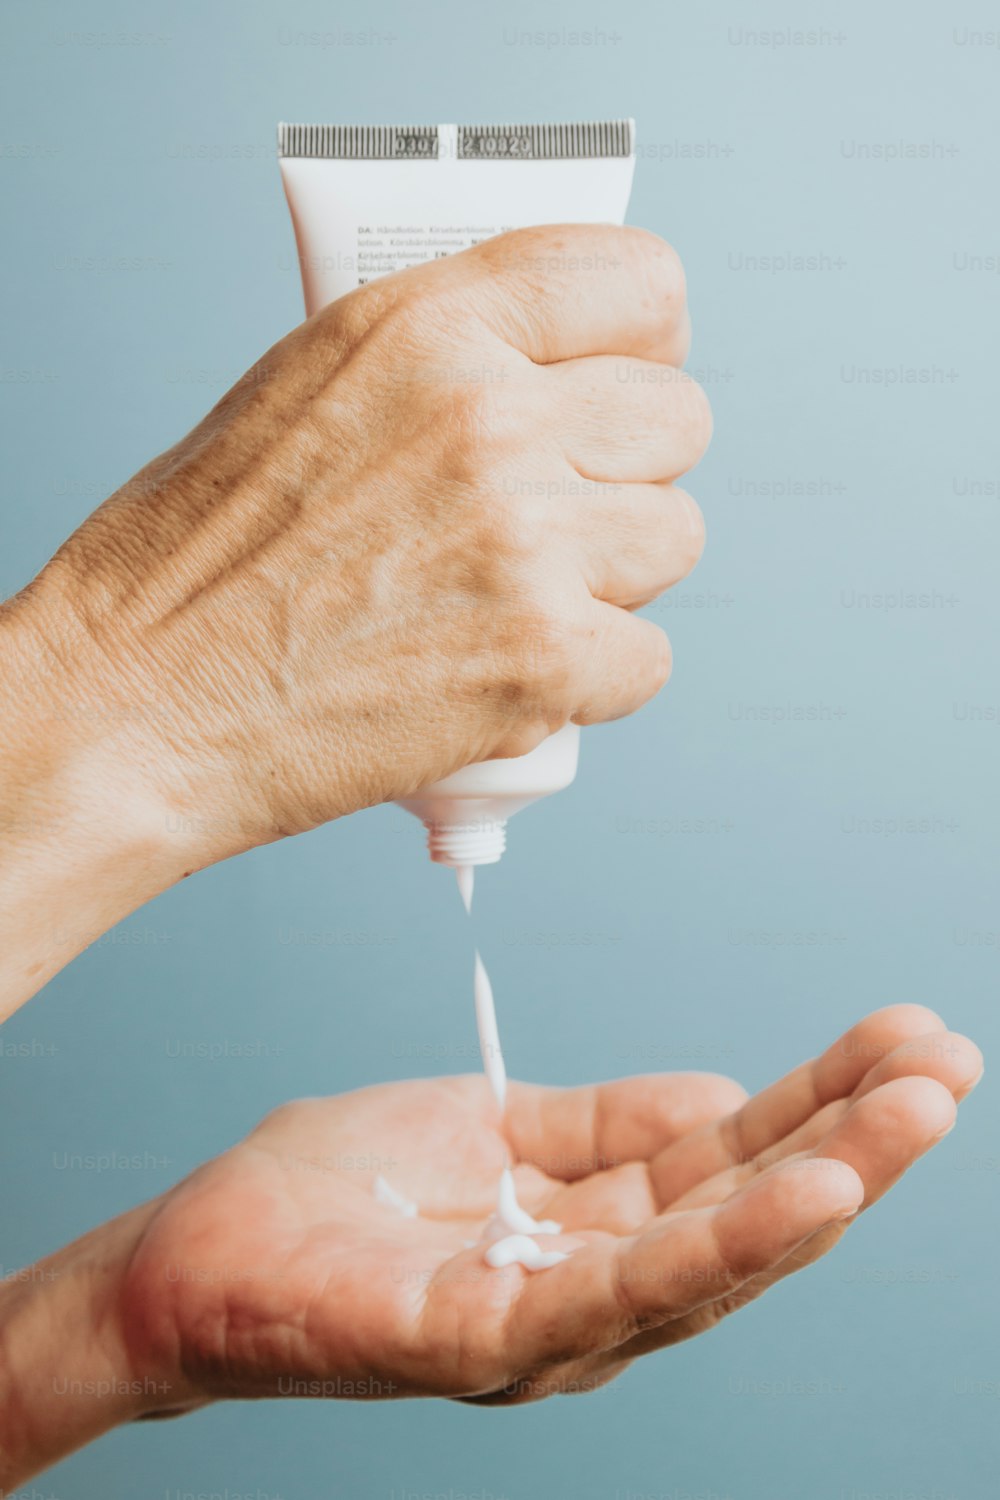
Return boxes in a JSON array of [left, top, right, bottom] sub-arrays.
[[372, 865, 570, 1273], [459, 866, 569, 1272]]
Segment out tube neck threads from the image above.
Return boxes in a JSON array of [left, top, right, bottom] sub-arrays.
[[425, 818, 507, 866]]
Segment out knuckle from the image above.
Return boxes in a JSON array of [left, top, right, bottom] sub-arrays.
[[320, 277, 403, 344], [465, 231, 563, 340], [493, 492, 546, 561], [442, 377, 525, 476], [473, 223, 615, 278], [506, 591, 580, 702], [467, 566, 578, 739], [451, 367, 502, 424], [619, 226, 687, 312], [518, 594, 574, 678], [472, 224, 560, 276], [460, 481, 544, 575]]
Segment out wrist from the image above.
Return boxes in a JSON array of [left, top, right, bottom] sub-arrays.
[[0, 586, 197, 1017], [0, 1201, 177, 1486], [7, 514, 293, 864]]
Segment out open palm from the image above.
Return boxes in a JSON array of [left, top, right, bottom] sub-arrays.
[[122, 1004, 980, 1413]]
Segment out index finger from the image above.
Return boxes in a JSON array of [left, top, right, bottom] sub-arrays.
[[450, 224, 692, 365]]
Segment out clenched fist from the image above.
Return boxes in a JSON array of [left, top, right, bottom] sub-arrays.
[[1, 224, 710, 1010]]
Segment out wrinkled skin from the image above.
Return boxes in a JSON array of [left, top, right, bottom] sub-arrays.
[[19, 224, 709, 872], [0, 223, 713, 1022]]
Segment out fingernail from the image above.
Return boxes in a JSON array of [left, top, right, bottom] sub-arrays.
[[807, 1211, 856, 1240]]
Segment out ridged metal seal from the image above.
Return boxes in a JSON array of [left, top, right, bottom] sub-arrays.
[[277, 123, 439, 159], [277, 120, 635, 161], [458, 119, 634, 160]]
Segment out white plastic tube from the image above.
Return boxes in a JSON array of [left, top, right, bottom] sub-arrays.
[[278, 120, 636, 865]]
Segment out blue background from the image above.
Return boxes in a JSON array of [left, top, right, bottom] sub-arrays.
[[1, 0, 997, 1495]]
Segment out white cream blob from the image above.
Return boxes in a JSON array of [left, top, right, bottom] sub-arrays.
[[373, 1173, 418, 1217], [484, 1233, 569, 1271], [494, 1167, 561, 1237]]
